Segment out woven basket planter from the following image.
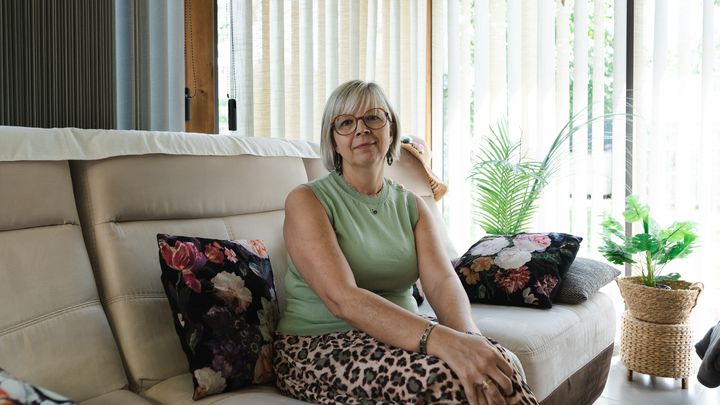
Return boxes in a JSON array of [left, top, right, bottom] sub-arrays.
[[616, 276, 702, 324], [620, 311, 693, 379]]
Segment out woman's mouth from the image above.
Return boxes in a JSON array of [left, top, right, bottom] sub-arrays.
[[353, 141, 375, 150]]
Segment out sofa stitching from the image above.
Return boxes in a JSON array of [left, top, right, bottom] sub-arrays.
[[222, 217, 234, 240], [106, 292, 168, 305], [0, 300, 101, 337]]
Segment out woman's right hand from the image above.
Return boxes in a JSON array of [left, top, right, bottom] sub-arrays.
[[427, 327, 515, 405]]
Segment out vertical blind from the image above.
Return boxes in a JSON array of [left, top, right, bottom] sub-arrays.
[[435, 0, 628, 253], [218, 0, 428, 141], [632, 0, 719, 288], [0, 0, 115, 129], [217, 0, 720, 293]]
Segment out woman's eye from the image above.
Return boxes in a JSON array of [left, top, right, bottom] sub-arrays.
[[365, 114, 381, 122], [338, 119, 354, 128]]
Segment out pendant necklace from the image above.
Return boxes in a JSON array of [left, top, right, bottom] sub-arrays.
[[340, 173, 384, 215]]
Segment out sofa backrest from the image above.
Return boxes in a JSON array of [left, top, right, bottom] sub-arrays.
[[1, 126, 455, 395], [0, 160, 130, 401], [71, 152, 309, 391]]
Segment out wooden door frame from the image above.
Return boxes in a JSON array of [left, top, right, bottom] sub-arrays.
[[184, 0, 217, 134]]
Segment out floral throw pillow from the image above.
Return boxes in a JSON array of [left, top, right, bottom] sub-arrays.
[[156, 234, 279, 400], [454, 233, 582, 309], [0, 368, 76, 404]]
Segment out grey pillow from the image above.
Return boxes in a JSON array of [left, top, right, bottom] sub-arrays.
[[554, 257, 620, 304]]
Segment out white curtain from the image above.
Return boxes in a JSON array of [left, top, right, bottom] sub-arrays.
[[218, 0, 427, 141], [115, 0, 185, 131], [632, 0, 720, 292], [434, 0, 628, 253], [218, 1, 720, 299]]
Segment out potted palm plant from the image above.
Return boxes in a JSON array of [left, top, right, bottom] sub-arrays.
[[469, 108, 626, 235], [599, 195, 702, 324]]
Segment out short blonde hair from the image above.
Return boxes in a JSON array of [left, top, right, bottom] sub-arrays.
[[320, 80, 401, 172]]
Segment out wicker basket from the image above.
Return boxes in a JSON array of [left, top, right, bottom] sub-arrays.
[[616, 276, 702, 324], [620, 311, 693, 378]]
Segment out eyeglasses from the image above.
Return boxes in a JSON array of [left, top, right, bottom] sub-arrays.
[[332, 108, 390, 136]]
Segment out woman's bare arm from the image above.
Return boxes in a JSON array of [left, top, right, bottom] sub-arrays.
[[284, 185, 433, 352], [413, 195, 479, 333], [284, 186, 514, 404]]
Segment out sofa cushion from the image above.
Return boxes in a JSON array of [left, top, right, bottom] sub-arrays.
[[71, 154, 308, 392], [79, 390, 154, 405], [419, 291, 616, 401], [0, 161, 130, 402], [157, 235, 279, 399], [454, 233, 582, 308], [143, 374, 307, 404], [554, 257, 621, 304], [0, 161, 78, 232], [0, 368, 76, 404]]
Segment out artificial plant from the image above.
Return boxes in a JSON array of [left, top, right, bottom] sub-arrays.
[[469, 108, 623, 235], [598, 195, 698, 287]]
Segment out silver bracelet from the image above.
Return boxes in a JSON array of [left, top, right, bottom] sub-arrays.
[[418, 320, 438, 355]]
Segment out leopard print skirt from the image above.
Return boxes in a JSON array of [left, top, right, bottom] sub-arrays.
[[273, 329, 538, 404]]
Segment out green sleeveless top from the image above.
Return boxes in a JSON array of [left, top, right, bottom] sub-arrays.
[[277, 170, 420, 336]]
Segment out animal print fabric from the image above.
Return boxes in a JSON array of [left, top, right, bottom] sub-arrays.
[[273, 329, 538, 404]]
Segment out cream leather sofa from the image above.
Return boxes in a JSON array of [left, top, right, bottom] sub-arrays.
[[0, 126, 615, 404]]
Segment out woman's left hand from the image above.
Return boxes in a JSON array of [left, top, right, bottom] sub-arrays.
[[427, 327, 514, 405]]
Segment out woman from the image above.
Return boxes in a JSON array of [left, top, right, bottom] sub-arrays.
[[275, 80, 537, 405]]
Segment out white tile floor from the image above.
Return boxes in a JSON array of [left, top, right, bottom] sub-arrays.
[[594, 355, 720, 405]]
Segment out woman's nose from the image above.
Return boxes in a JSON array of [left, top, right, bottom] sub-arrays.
[[355, 119, 370, 135]]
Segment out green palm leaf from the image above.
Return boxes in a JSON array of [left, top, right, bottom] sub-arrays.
[[470, 120, 540, 234], [470, 109, 627, 235]]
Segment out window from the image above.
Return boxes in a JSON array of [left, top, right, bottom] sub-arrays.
[[216, 1, 720, 307]]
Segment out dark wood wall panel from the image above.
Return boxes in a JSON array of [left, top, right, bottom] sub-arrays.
[[0, 0, 115, 129]]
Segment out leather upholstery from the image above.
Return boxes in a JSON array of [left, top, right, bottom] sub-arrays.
[[0, 161, 132, 402], [0, 128, 614, 404], [72, 154, 306, 391]]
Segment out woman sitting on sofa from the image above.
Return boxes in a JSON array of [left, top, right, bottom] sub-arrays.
[[275, 80, 537, 405]]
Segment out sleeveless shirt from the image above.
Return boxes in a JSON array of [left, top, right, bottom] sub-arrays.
[[277, 170, 420, 335]]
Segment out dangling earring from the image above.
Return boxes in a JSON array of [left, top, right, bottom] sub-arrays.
[[386, 153, 393, 166], [334, 153, 343, 173]]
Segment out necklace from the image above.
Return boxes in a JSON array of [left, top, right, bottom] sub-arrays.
[[338, 173, 385, 215]]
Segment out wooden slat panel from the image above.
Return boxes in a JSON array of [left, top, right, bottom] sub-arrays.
[[0, 0, 114, 128], [185, 0, 216, 133]]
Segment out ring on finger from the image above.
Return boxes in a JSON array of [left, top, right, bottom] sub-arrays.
[[477, 377, 494, 391]]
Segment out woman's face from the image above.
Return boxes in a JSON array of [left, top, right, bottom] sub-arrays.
[[332, 105, 392, 172]]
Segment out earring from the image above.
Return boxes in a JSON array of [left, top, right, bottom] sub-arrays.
[[386, 153, 393, 166]]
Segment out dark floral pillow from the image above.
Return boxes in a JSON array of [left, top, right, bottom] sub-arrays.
[[156, 234, 279, 400], [412, 280, 425, 306], [0, 368, 76, 404], [454, 233, 582, 309]]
